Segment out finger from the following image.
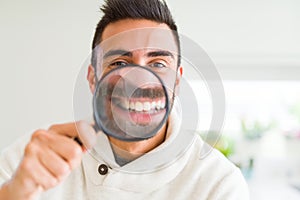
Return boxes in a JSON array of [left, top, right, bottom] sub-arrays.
[[45, 132, 83, 169], [48, 122, 79, 138], [31, 130, 83, 170], [37, 148, 71, 182], [18, 157, 58, 191]]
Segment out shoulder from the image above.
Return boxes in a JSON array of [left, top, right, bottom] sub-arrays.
[[180, 136, 249, 199]]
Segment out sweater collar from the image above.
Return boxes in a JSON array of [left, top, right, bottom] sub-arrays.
[[82, 99, 197, 192]]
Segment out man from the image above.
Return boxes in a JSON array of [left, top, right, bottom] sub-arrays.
[[0, 0, 249, 199]]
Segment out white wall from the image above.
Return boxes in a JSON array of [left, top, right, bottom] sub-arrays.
[[0, 0, 101, 150], [1, 0, 300, 150], [170, 0, 300, 80]]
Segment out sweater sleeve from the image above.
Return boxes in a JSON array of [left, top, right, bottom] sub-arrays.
[[213, 167, 249, 200], [0, 134, 30, 186]]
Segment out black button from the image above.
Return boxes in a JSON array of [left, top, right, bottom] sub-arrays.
[[98, 164, 108, 175]]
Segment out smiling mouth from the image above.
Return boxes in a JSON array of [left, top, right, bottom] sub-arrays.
[[111, 97, 166, 114]]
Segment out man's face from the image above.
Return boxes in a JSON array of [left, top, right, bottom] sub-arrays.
[[89, 19, 181, 140]]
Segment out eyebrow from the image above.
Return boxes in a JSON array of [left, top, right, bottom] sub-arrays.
[[147, 50, 175, 59], [103, 49, 175, 59], [103, 49, 132, 58]]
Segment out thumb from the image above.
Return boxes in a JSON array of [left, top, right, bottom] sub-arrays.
[[48, 122, 79, 138]]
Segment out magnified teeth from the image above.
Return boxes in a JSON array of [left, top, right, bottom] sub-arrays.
[[130, 102, 135, 110], [124, 100, 129, 110], [135, 102, 143, 112], [143, 102, 151, 111], [156, 100, 161, 110], [117, 98, 165, 112], [161, 101, 165, 109], [151, 102, 156, 110]]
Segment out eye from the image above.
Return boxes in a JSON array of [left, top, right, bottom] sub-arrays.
[[110, 61, 128, 67], [148, 62, 166, 68]]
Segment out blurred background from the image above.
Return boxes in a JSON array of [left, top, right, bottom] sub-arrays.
[[0, 0, 299, 199]]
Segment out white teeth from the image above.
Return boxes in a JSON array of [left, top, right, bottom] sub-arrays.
[[156, 100, 161, 110], [123, 100, 165, 112], [151, 102, 156, 110], [130, 102, 135, 110], [161, 101, 165, 109], [135, 102, 143, 112], [143, 102, 151, 111], [124, 100, 129, 110]]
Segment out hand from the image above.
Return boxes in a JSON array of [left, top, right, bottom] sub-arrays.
[[0, 122, 85, 200]]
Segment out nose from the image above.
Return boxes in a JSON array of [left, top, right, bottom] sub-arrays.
[[118, 65, 161, 88]]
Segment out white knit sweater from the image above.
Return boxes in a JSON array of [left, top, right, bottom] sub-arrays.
[[0, 107, 249, 200]]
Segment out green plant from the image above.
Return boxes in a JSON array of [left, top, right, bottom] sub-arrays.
[[240, 118, 277, 140], [199, 132, 235, 158], [214, 136, 235, 158]]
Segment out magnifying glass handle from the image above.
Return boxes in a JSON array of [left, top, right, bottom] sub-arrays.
[[74, 137, 83, 146], [73, 124, 98, 146]]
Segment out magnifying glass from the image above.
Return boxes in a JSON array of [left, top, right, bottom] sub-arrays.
[[93, 64, 170, 141]]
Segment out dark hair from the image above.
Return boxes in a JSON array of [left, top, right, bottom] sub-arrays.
[[91, 0, 181, 69]]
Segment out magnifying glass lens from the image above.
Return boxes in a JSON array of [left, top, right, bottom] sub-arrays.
[[93, 65, 169, 141]]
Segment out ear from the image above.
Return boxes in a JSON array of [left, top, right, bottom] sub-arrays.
[[174, 66, 183, 95], [87, 65, 96, 93], [175, 66, 183, 86]]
